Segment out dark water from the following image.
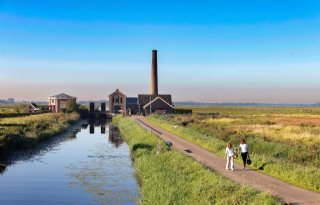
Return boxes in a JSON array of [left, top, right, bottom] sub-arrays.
[[0, 122, 140, 205]]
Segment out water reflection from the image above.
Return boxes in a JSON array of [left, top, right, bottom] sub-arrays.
[[90, 123, 95, 134], [67, 134, 77, 140], [67, 122, 138, 205], [89, 121, 124, 147], [101, 124, 106, 134], [0, 121, 140, 205], [89, 121, 107, 135], [82, 122, 89, 129], [67, 146, 138, 204], [109, 125, 124, 148], [0, 164, 7, 175]]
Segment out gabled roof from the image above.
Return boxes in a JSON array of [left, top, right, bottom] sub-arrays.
[[138, 94, 172, 106], [49, 93, 76, 100], [30, 103, 38, 108], [24, 103, 38, 111], [143, 96, 174, 109], [109, 89, 126, 97]]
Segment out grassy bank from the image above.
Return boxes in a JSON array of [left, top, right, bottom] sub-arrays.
[[113, 116, 280, 205], [146, 107, 320, 192], [0, 112, 80, 159]]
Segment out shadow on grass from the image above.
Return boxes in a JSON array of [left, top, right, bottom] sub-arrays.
[[258, 162, 270, 170], [132, 143, 153, 152]]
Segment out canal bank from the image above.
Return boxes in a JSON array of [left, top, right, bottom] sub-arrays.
[[0, 113, 80, 162], [0, 120, 140, 205]]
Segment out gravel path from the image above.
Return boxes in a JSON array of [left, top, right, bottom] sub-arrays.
[[133, 116, 320, 205]]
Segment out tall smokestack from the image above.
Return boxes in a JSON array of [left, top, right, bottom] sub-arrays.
[[151, 49, 158, 95]]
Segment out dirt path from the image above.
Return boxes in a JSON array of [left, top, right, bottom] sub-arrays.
[[133, 116, 320, 205]]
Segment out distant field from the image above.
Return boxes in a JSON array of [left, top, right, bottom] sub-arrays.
[[147, 106, 320, 192], [176, 106, 320, 146], [180, 106, 320, 115], [0, 107, 18, 114], [0, 104, 27, 114]]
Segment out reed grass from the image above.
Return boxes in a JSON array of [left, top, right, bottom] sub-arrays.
[[0, 113, 80, 158]]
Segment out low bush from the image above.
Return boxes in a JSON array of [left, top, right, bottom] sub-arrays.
[[173, 109, 192, 115]]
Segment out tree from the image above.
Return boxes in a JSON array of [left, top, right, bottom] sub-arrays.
[[15, 104, 27, 114], [66, 100, 79, 113]]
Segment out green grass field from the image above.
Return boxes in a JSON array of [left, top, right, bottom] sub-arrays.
[[146, 106, 320, 192], [0, 104, 28, 114], [113, 116, 280, 205]]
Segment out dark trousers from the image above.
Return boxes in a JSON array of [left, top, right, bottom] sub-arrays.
[[241, 152, 248, 167]]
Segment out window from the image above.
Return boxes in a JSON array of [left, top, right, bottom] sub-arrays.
[[120, 97, 123, 103]]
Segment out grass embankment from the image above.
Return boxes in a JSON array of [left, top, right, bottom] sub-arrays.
[[146, 107, 320, 192], [0, 113, 80, 159], [113, 116, 280, 205]]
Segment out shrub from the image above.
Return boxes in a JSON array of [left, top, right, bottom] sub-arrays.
[[173, 109, 192, 115]]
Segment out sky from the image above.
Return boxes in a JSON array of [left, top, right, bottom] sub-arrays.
[[0, 0, 320, 103]]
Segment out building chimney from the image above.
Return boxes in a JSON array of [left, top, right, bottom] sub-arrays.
[[151, 49, 158, 95]]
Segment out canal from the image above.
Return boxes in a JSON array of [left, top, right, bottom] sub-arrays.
[[0, 121, 140, 205]]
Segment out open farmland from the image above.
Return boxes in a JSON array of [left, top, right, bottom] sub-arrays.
[[147, 106, 320, 192]]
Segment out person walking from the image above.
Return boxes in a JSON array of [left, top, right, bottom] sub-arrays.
[[224, 143, 234, 171], [240, 139, 248, 170]]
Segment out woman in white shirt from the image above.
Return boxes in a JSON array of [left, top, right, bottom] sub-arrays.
[[240, 139, 248, 170], [224, 143, 234, 171]]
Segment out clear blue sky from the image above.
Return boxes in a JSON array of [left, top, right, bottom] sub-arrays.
[[1, 0, 320, 103]]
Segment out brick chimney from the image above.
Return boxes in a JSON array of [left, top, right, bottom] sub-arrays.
[[151, 49, 158, 95]]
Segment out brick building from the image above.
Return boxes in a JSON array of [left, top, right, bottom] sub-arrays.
[[48, 93, 77, 113], [108, 89, 127, 114]]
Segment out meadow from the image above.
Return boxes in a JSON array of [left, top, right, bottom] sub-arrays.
[[0, 112, 80, 159], [0, 104, 27, 114], [146, 106, 320, 192], [113, 116, 280, 205], [0, 107, 16, 114]]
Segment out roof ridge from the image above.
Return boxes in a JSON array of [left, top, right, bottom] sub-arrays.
[[49, 93, 76, 99], [109, 89, 126, 97], [143, 96, 174, 109]]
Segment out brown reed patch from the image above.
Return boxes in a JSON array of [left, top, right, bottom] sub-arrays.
[[278, 117, 320, 126]]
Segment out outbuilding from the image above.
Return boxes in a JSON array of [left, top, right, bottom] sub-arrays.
[[24, 103, 50, 113]]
